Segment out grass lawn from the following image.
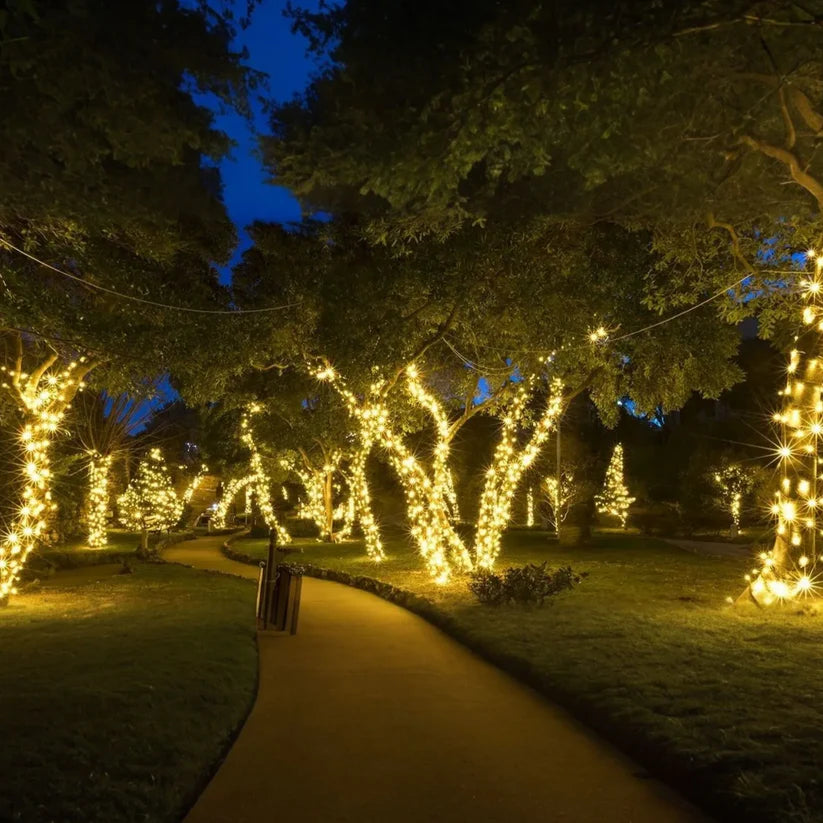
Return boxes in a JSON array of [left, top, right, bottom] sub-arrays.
[[233, 528, 823, 823], [55, 529, 145, 553], [0, 561, 257, 823]]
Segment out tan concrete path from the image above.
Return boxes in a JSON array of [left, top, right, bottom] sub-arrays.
[[167, 536, 708, 823]]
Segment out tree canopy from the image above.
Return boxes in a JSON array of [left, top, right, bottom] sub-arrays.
[[0, 0, 258, 391]]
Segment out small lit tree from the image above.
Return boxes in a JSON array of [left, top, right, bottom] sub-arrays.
[[713, 463, 756, 538], [595, 443, 635, 529], [542, 472, 576, 537], [118, 448, 183, 551], [75, 390, 153, 548]]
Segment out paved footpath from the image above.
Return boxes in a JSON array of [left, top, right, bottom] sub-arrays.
[[166, 536, 708, 823]]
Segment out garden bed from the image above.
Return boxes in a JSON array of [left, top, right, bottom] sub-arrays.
[[227, 528, 823, 823]]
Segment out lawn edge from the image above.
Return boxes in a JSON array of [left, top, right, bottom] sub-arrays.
[[150, 538, 262, 823], [220, 536, 754, 823]]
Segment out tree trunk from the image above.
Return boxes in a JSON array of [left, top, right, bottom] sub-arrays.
[[576, 497, 595, 546], [323, 469, 334, 541], [140, 529, 149, 552]]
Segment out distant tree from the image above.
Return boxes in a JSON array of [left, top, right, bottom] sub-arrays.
[[713, 462, 758, 537], [118, 449, 183, 552], [596, 444, 635, 529]]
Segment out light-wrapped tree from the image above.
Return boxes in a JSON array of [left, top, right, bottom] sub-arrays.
[[595, 444, 635, 529], [713, 463, 756, 538], [118, 448, 182, 552]]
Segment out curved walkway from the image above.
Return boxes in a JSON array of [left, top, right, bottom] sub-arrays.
[[166, 536, 707, 823]]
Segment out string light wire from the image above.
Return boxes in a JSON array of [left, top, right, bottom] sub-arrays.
[[0, 239, 299, 315]]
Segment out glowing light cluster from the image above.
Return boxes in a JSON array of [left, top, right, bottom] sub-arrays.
[[406, 365, 461, 522], [0, 358, 86, 599], [344, 442, 384, 558], [212, 474, 253, 529], [474, 378, 565, 568], [595, 444, 634, 529], [317, 363, 470, 579], [526, 487, 535, 527], [713, 464, 755, 532], [543, 472, 575, 535], [290, 451, 342, 540], [738, 252, 823, 605], [181, 465, 208, 505], [118, 448, 183, 533], [87, 452, 112, 548], [240, 406, 291, 545]]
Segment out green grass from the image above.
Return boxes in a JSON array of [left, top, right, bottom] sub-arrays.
[[233, 528, 823, 823], [0, 562, 258, 823], [55, 529, 145, 553]]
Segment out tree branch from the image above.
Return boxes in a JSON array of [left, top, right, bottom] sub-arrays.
[[707, 213, 758, 276], [25, 353, 58, 395], [788, 86, 823, 134], [382, 299, 462, 395], [739, 135, 823, 211]]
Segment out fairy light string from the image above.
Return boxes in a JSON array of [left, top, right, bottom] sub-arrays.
[[0, 358, 87, 599], [736, 250, 823, 605], [595, 444, 635, 529], [87, 452, 112, 547], [240, 406, 291, 545]]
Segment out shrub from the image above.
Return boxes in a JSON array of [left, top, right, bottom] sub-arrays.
[[285, 517, 321, 538], [468, 563, 585, 606], [632, 501, 681, 536]]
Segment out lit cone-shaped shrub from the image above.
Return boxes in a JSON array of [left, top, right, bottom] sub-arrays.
[[595, 444, 634, 529], [118, 448, 182, 550]]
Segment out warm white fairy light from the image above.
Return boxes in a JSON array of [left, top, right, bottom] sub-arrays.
[[240, 406, 291, 544], [181, 465, 208, 506], [334, 485, 358, 542], [290, 451, 342, 539], [595, 443, 635, 529], [526, 487, 535, 527], [713, 464, 754, 532], [406, 364, 461, 521], [316, 363, 468, 579], [739, 255, 823, 606], [0, 358, 87, 599], [543, 472, 574, 535], [474, 378, 565, 568], [118, 448, 183, 533], [87, 452, 112, 548], [212, 474, 254, 529], [344, 441, 384, 558]]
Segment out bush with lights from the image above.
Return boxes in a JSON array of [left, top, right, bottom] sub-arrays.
[[595, 443, 635, 529], [118, 448, 183, 551]]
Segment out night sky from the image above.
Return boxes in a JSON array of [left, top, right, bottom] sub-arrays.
[[204, 1, 322, 282]]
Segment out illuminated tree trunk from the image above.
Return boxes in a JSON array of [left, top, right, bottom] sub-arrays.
[[212, 474, 253, 529], [735, 257, 823, 606], [323, 468, 334, 540], [316, 364, 468, 577], [346, 440, 384, 558], [474, 379, 564, 568], [241, 406, 291, 545], [0, 349, 93, 602], [87, 453, 112, 548], [380, 426, 471, 581], [295, 448, 341, 541]]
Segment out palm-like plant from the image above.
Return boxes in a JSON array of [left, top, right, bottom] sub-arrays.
[[74, 391, 153, 547]]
